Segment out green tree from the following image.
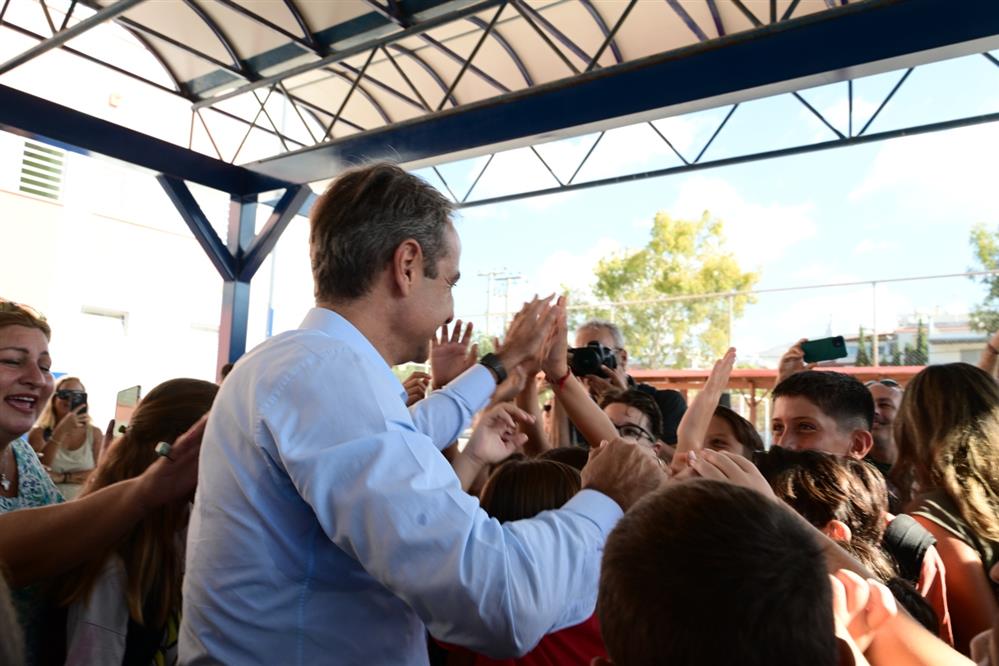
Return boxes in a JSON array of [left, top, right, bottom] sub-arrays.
[[969, 223, 999, 333], [888, 337, 902, 366], [579, 211, 760, 368], [855, 326, 871, 366], [903, 319, 929, 365]]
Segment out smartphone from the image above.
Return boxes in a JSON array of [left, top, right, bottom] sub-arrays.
[[69, 391, 88, 414], [114, 385, 141, 434], [801, 336, 848, 363]]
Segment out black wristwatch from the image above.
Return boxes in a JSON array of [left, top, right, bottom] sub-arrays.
[[478, 352, 508, 385]]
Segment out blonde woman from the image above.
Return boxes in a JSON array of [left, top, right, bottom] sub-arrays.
[[28, 376, 103, 499], [893, 363, 999, 655]]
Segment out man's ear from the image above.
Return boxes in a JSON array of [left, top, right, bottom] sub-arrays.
[[392, 239, 423, 295], [822, 519, 853, 544], [848, 429, 874, 460]]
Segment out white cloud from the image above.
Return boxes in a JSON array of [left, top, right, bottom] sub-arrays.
[[526, 237, 623, 299], [849, 123, 999, 223], [669, 176, 818, 267]]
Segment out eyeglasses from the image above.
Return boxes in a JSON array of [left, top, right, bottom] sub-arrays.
[[865, 378, 901, 389], [0, 299, 47, 321], [615, 423, 656, 443], [55, 389, 84, 401]]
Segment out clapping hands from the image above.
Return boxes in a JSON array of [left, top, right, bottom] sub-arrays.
[[430, 321, 477, 389]]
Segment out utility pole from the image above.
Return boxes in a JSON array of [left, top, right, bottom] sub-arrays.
[[478, 269, 521, 336]]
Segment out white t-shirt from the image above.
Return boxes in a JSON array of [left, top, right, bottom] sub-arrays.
[[65, 556, 129, 665]]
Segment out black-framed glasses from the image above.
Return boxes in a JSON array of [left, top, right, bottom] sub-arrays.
[[615, 423, 655, 443], [55, 389, 84, 401], [865, 378, 901, 388]]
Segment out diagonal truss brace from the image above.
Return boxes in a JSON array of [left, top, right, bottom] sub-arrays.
[[0, 0, 148, 75], [156, 175, 309, 283]]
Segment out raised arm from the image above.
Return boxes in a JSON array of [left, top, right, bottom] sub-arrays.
[[976, 331, 999, 377], [672, 348, 735, 474], [540, 297, 618, 449], [277, 354, 666, 658], [0, 416, 206, 586], [515, 375, 550, 457], [777, 338, 813, 384], [451, 403, 532, 491]]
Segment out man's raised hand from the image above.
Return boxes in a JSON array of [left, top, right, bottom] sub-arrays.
[[495, 296, 559, 378], [581, 438, 665, 511], [430, 320, 477, 388]]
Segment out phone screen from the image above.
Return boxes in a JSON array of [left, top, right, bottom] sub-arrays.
[[114, 385, 141, 434]]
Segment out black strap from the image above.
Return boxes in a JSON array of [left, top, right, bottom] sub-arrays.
[[882, 514, 936, 584]]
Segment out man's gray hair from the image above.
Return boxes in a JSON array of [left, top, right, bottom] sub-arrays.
[[576, 320, 625, 349], [310, 163, 454, 302]]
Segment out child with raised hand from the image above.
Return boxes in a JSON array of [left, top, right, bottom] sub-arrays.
[[540, 297, 663, 458]]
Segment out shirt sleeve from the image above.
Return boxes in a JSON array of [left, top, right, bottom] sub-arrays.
[[409, 364, 495, 450], [266, 348, 622, 658]]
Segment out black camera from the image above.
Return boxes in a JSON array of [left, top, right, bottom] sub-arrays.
[[568, 341, 618, 378]]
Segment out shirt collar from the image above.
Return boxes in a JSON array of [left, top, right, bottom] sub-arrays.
[[300, 308, 406, 402]]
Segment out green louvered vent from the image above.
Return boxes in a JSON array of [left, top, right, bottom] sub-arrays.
[[20, 141, 63, 200]]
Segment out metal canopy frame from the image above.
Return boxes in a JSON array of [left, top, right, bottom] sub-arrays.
[[244, 0, 999, 183], [1, 0, 998, 375]]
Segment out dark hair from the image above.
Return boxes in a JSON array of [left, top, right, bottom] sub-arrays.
[[600, 389, 664, 441], [309, 163, 454, 302], [599, 480, 836, 666], [892, 363, 999, 541], [537, 446, 589, 472], [479, 459, 581, 523], [772, 371, 874, 432], [886, 577, 939, 634], [712, 405, 763, 456], [55, 378, 218, 627], [768, 449, 896, 581]]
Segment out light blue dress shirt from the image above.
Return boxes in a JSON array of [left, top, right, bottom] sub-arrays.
[[179, 308, 622, 665]]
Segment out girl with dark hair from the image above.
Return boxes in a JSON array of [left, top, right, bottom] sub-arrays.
[[443, 458, 607, 665], [54, 378, 218, 665], [769, 450, 897, 582]]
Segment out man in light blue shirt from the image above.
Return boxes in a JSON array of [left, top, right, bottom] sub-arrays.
[[180, 164, 663, 665]]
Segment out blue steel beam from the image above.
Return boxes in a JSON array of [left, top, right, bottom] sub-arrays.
[[157, 175, 237, 281], [0, 84, 292, 195], [218, 193, 257, 368], [245, 0, 999, 184], [239, 185, 311, 281]]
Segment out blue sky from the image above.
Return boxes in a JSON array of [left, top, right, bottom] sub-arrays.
[[406, 51, 999, 364]]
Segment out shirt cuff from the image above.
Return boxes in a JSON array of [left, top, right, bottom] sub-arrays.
[[442, 364, 495, 413], [561, 489, 624, 538]]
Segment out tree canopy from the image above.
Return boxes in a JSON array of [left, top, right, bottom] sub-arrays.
[[969, 223, 999, 333], [574, 211, 759, 369]]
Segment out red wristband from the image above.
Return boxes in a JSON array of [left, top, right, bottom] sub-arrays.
[[550, 369, 571, 390]]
